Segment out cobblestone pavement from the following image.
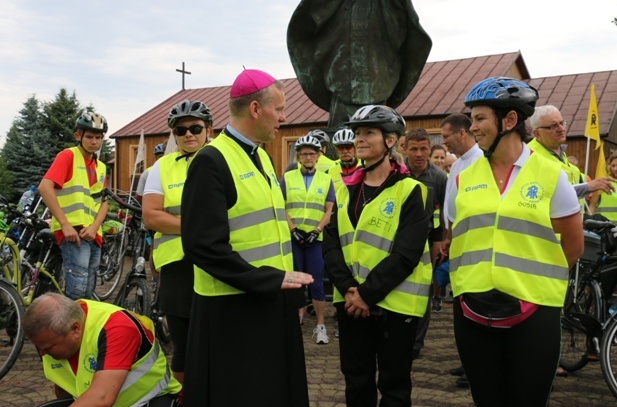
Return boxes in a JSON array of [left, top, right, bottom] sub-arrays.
[[1, 300, 616, 406]]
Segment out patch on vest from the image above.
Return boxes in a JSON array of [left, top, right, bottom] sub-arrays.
[[315, 186, 325, 196], [519, 182, 544, 209], [378, 198, 396, 219], [83, 353, 97, 373]]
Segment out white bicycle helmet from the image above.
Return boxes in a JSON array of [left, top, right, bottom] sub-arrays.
[[307, 129, 330, 144], [294, 135, 322, 151], [332, 128, 355, 146]]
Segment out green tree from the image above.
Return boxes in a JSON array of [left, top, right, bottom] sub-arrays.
[[2, 96, 50, 199], [41, 88, 82, 157], [0, 155, 15, 200], [99, 137, 114, 164]]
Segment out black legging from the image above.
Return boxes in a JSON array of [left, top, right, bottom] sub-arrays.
[[453, 298, 561, 407]]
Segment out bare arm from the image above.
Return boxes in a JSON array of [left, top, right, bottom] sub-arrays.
[[589, 191, 600, 215], [142, 194, 181, 234], [70, 370, 129, 407], [552, 213, 584, 269]]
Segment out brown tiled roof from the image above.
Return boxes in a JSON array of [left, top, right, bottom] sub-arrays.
[[110, 51, 616, 139]]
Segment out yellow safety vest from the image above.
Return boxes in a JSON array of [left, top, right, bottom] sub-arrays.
[[333, 178, 432, 317], [193, 132, 293, 296], [527, 139, 582, 184], [597, 182, 617, 221], [51, 147, 106, 237], [284, 169, 330, 242], [329, 160, 360, 200], [43, 300, 181, 406], [450, 153, 569, 307], [152, 152, 187, 268]]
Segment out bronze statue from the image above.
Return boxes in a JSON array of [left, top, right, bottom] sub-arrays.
[[287, 0, 432, 127]]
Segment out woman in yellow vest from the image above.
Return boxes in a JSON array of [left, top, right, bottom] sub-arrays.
[[590, 151, 617, 220], [281, 135, 335, 344], [323, 105, 432, 407], [143, 99, 212, 386], [446, 77, 583, 406]]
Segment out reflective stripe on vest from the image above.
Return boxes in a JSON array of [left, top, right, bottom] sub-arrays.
[[43, 301, 181, 405], [284, 169, 330, 241], [193, 132, 293, 296], [450, 153, 569, 307], [51, 147, 106, 236], [332, 178, 432, 317], [597, 182, 617, 221], [152, 153, 188, 268]]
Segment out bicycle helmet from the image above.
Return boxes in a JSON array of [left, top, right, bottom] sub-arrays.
[[345, 105, 406, 137], [153, 143, 164, 156], [465, 77, 539, 158], [168, 99, 213, 128], [332, 128, 355, 146], [307, 129, 330, 144], [75, 112, 108, 134], [294, 135, 322, 151], [464, 77, 539, 119]]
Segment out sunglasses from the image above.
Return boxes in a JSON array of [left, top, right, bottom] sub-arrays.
[[173, 124, 204, 136]]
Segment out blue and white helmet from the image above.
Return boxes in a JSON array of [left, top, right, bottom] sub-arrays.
[[332, 128, 355, 146], [464, 77, 539, 119]]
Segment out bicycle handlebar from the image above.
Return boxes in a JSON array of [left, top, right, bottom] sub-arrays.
[[584, 219, 615, 232], [102, 188, 142, 214]]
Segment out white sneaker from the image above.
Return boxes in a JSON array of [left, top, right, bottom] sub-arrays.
[[313, 326, 329, 344]]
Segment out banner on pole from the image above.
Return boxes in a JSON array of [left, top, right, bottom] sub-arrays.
[[585, 84, 601, 149], [595, 142, 608, 179], [135, 129, 145, 164]]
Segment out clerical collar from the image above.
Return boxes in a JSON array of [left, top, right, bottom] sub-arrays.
[[226, 125, 257, 151]]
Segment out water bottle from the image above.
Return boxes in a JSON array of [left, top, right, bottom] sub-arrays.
[[609, 301, 617, 316], [135, 256, 146, 273]]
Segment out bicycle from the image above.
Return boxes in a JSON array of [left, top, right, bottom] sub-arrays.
[[103, 189, 151, 316], [559, 218, 617, 397], [0, 276, 26, 380], [94, 213, 129, 300]]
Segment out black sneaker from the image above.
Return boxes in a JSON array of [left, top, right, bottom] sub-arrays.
[[431, 297, 442, 313]]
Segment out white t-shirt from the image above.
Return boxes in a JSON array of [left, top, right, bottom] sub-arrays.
[[446, 143, 580, 223], [143, 160, 164, 196], [443, 144, 484, 229]]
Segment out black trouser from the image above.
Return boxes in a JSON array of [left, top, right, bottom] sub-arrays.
[[166, 314, 190, 372], [38, 394, 179, 406], [453, 298, 561, 407], [336, 303, 418, 407]]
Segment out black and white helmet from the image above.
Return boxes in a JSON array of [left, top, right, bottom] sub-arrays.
[[294, 135, 322, 151], [332, 128, 355, 146], [345, 105, 406, 137], [168, 99, 213, 128]]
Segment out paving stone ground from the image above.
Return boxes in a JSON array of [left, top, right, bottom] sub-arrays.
[[1, 300, 616, 406]]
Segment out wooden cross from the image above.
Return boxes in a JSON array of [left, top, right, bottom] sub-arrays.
[[176, 62, 191, 90]]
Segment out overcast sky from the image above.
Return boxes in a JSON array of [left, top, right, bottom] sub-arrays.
[[0, 0, 615, 142]]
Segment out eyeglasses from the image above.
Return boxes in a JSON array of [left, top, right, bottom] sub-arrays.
[[299, 152, 317, 157], [536, 120, 567, 132], [173, 124, 204, 136]]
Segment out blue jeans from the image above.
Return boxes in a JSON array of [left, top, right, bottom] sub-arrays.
[[60, 239, 101, 300]]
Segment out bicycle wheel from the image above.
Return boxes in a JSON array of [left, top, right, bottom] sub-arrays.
[[560, 277, 602, 371], [96, 234, 127, 300], [601, 318, 617, 398], [121, 277, 151, 318], [0, 279, 26, 380]]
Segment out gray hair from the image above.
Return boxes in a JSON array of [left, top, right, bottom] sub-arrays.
[[529, 105, 561, 130], [23, 293, 84, 338]]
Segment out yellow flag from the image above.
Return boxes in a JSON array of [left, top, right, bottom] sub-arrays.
[[595, 142, 607, 179], [585, 84, 601, 148]]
